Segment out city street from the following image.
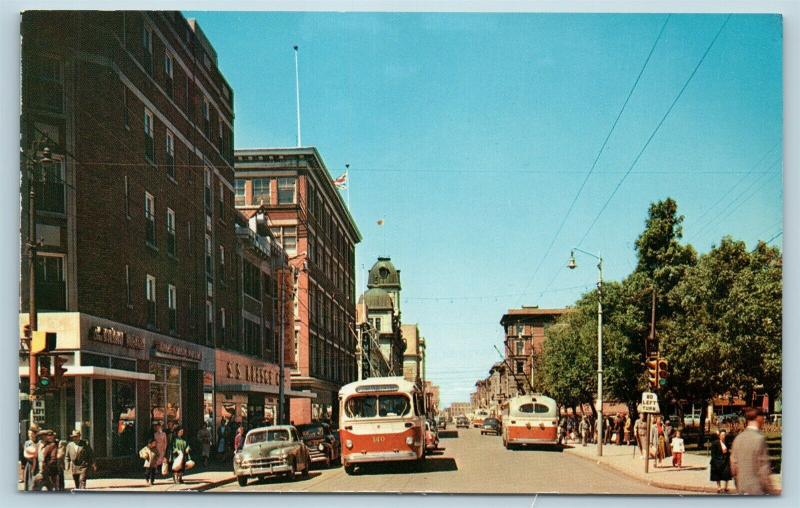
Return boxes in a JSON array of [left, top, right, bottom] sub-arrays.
[[210, 427, 686, 494]]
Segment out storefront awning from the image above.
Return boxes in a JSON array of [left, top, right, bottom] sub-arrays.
[[216, 383, 316, 399], [19, 366, 155, 382]]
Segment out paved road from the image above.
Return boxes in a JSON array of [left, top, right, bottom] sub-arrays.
[[211, 427, 687, 494]]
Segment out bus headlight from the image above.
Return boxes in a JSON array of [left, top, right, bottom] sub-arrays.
[[345, 439, 353, 449], [405, 436, 414, 446]]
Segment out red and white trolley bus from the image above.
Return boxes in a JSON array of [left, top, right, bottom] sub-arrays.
[[500, 394, 559, 449], [471, 408, 490, 428], [339, 377, 426, 474]]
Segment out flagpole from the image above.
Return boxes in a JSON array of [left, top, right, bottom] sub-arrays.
[[346, 163, 350, 210], [293, 45, 302, 147]]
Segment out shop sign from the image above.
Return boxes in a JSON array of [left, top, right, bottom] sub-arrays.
[[154, 340, 202, 361], [88, 326, 145, 350], [225, 361, 279, 386]]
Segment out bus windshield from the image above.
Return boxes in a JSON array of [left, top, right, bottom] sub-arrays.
[[345, 394, 412, 418]]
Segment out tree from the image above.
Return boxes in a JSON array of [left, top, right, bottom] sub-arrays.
[[541, 308, 596, 411]]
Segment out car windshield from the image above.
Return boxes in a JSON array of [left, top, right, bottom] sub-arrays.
[[245, 429, 291, 445], [345, 394, 411, 418], [485, 419, 498, 425]]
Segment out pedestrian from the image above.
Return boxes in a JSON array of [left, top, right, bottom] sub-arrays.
[[579, 416, 589, 446], [33, 429, 59, 491], [671, 430, 685, 468], [566, 416, 574, 443], [710, 430, 733, 493], [615, 414, 623, 445], [557, 419, 566, 446], [217, 418, 228, 461], [152, 422, 167, 477], [197, 423, 211, 467], [605, 416, 613, 444], [624, 413, 632, 446], [650, 416, 666, 467], [140, 438, 159, 486], [635, 414, 647, 458], [663, 419, 673, 458], [56, 436, 67, 491], [731, 408, 776, 495], [65, 429, 95, 490], [22, 424, 40, 491], [171, 426, 190, 484], [234, 425, 245, 453]]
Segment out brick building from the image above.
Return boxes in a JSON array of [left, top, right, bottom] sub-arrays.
[[500, 306, 567, 397], [18, 11, 294, 467], [234, 147, 361, 424]]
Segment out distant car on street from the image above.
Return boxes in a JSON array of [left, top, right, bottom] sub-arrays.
[[437, 418, 447, 430], [296, 421, 340, 468], [481, 417, 501, 436], [456, 416, 470, 428]]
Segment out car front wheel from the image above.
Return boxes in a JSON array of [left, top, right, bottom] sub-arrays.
[[237, 476, 248, 487]]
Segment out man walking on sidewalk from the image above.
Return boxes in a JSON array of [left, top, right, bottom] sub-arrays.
[[65, 430, 95, 490], [731, 408, 776, 495]]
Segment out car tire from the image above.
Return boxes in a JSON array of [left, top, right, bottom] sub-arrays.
[[287, 461, 297, 481], [344, 463, 356, 475], [237, 476, 248, 487], [301, 463, 310, 479]]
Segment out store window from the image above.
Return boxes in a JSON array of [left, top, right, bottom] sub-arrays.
[[149, 363, 181, 426], [111, 380, 136, 457]]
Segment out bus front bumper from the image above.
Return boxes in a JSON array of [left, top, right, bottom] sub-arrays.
[[344, 450, 419, 464]]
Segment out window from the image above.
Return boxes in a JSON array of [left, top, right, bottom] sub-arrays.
[[243, 261, 261, 300], [145, 192, 155, 246], [146, 274, 156, 327], [35, 157, 65, 214], [515, 340, 524, 356], [242, 317, 261, 357], [277, 177, 296, 204], [125, 264, 132, 307], [144, 109, 154, 162], [124, 175, 130, 218], [218, 307, 226, 347], [308, 236, 316, 264], [149, 363, 181, 427], [164, 52, 173, 98], [218, 245, 225, 281], [234, 179, 245, 206], [204, 234, 213, 277], [515, 324, 524, 336], [204, 166, 212, 211], [166, 208, 176, 256], [168, 284, 177, 334], [142, 25, 153, 75], [252, 178, 269, 205], [205, 301, 213, 345], [218, 117, 224, 150], [373, 317, 382, 332], [270, 226, 297, 256], [111, 380, 136, 457], [202, 96, 210, 137], [35, 254, 65, 312], [29, 56, 63, 113], [165, 130, 175, 179], [218, 180, 224, 220], [516, 361, 524, 374], [308, 184, 316, 217]]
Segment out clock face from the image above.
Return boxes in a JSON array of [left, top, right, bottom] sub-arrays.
[[379, 267, 390, 279]]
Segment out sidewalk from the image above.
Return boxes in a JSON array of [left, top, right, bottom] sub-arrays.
[[18, 467, 236, 493], [563, 442, 782, 494]]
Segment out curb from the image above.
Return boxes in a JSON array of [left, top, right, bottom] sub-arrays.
[[564, 449, 720, 494], [187, 476, 237, 492]]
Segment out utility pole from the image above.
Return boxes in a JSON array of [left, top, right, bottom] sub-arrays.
[[356, 326, 363, 381], [277, 265, 286, 425]]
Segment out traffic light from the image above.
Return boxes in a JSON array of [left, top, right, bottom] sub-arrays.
[[657, 358, 669, 387], [646, 356, 658, 389], [37, 356, 52, 392], [31, 331, 56, 354], [53, 355, 68, 388]]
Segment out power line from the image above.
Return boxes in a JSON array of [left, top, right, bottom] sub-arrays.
[[765, 231, 783, 245], [517, 14, 671, 299], [576, 14, 732, 248]]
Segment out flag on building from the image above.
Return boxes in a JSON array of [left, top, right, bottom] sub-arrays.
[[333, 171, 348, 189]]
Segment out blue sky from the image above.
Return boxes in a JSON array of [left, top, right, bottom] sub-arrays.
[[186, 12, 783, 406]]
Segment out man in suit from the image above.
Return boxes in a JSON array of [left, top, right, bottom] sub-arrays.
[[731, 408, 776, 495], [65, 430, 95, 490]]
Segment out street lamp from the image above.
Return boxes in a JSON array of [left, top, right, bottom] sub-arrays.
[[567, 247, 604, 457]]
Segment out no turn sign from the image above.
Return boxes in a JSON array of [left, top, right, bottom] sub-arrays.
[[640, 392, 660, 414]]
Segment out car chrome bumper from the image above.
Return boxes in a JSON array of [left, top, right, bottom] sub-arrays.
[[344, 450, 418, 464], [507, 438, 557, 444], [234, 462, 292, 476]]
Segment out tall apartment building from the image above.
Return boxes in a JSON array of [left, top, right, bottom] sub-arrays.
[[500, 307, 567, 398], [234, 148, 361, 424], [18, 11, 292, 468]]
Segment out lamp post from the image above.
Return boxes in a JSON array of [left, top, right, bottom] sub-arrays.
[[568, 248, 604, 457]]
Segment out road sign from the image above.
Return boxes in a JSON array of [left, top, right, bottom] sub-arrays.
[[32, 399, 46, 425], [640, 392, 660, 414]]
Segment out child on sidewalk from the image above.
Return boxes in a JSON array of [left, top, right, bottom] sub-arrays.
[[671, 430, 685, 468], [140, 438, 159, 486]]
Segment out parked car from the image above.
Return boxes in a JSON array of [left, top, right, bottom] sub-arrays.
[[425, 421, 439, 452], [296, 421, 340, 468], [437, 418, 447, 430], [233, 425, 311, 486], [456, 416, 470, 428], [480, 417, 501, 436]]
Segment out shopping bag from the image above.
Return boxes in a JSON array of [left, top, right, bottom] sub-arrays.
[[172, 451, 184, 471], [185, 459, 195, 470], [139, 446, 150, 460]]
